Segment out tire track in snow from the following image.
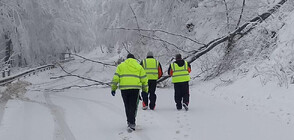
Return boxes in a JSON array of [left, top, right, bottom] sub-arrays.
[[53, 94, 124, 117], [44, 91, 76, 140], [53, 94, 151, 140], [51, 94, 141, 140], [32, 65, 95, 140], [0, 101, 7, 125]]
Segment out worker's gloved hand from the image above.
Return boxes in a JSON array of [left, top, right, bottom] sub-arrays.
[[111, 91, 116, 96]]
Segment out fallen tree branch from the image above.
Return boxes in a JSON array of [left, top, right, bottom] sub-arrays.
[[158, 0, 288, 83], [157, 36, 229, 83], [56, 63, 111, 86], [234, 0, 287, 37], [188, 36, 228, 63], [48, 83, 101, 92], [189, 0, 288, 63]]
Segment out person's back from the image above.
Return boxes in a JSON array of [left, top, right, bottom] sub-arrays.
[[143, 58, 158, 78], [170, 59, 190, 83], [116, 58, 145, 90], [168, 54, 191, 111], [111, 53, 148, 131], [140, 51, 162, 110]]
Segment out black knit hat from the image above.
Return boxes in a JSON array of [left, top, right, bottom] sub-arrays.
[[127, 53, 135, 59], [175, 54, 182, 60]]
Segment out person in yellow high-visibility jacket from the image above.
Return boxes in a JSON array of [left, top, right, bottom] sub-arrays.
[[111, 53, 148, 131], [140, 51, 163, 110], [168, 54, 191, 111]]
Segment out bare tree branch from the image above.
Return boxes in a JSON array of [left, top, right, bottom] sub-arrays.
[[50, 75, 69, 79], [122, 42, 131, 54], [223, 0, 230, 31], [140, 34, 192, 53], [128, 4, 141, 35], [66, 53, 115, 66], [192, 67, 215, 80], [235, 0, 246, 29]]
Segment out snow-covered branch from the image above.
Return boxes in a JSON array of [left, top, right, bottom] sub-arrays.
[[223, 0, 230, 31], [140, 34, 190, 53], [54, 63, 110, 86], [128, 4, 141, 35], [108, 27, 205, 45]]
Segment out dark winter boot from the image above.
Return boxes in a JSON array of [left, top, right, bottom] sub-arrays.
[[183, 103, 189, 111], [149, 104, 156, 110], [176, 103, 182, 110], [128, 123, 136, 131]]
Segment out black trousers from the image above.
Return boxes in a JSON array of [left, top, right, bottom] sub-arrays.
[[121, 89, 140, 125], [141, 80, 157, 109], [174, 82, 190, 109]]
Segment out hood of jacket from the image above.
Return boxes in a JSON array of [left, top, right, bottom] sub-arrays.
[[123, 58, 141, 72], [174, 59, 185, 67]]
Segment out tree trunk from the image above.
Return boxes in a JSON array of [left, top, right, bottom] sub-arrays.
[[4, 34, 12, 66]]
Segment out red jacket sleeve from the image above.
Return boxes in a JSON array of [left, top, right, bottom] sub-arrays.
[[188, 67, 191, 73], [187, 62, 191, 73], [170, 70, 173, 76], [168, 64, 173, 76], [158, 63, 163, 78]]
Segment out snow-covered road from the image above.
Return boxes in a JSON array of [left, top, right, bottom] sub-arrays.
[[0, 57, 293, 140], [0, 75, 293, 140]]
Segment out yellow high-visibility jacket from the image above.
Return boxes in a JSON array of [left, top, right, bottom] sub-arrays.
[[142, 58, 159, 80], [111, 58, 148, 93], [171, 61, 190, 83]]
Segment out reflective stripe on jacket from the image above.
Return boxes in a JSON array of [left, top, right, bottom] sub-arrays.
[[142, 58, 159, 80], [171, 61, 190, 83], [111, 58, 148, 92]]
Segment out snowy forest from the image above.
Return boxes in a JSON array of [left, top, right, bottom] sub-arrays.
[[1, 0, 293, 78], [1, 0, 294, 140]]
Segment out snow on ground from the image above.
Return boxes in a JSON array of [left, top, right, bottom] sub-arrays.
[[0, 53, 293, 140], [196, 71, 294, 126]]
